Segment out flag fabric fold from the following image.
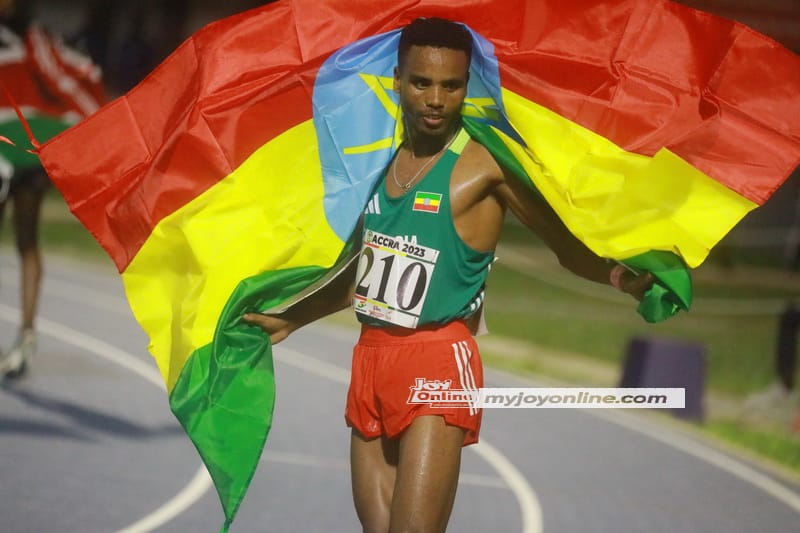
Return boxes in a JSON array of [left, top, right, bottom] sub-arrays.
[[36, 0, 799, 529]]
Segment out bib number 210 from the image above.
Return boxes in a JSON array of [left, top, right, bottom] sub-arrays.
[[353, 233, 439, 328]]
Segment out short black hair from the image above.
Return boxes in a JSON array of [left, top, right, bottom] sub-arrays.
[[398, 17, 472, 71]]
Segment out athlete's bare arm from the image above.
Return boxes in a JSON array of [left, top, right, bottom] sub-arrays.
[[450, 139, 652, 300], [242, 258, 358, 344]]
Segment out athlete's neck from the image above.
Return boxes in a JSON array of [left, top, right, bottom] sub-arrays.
[[406, 123, 461, 158]]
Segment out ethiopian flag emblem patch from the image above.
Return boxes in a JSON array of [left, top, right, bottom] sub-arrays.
[[413, 191, 442, 213]]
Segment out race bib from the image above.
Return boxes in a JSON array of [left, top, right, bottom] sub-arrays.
[[353, 230, 440, 328]]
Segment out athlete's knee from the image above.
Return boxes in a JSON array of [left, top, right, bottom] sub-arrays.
[[353, 486, 392, 532], [15, 231, 39, 253], [355, 495, 393, 533], [389, 517, 446, 533], [361, 518, 390, 533], [13, 215, 41, 253]]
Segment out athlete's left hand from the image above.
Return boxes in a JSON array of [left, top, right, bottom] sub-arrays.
[[242, 313, 297, 344], [620, 271, 656, 302]]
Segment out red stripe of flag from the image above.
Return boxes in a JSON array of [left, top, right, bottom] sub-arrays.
[[413, 203, 439, 213], [38, 0, 800, 271], [491, 0, 800, 205], [40, 6, 317, 271]]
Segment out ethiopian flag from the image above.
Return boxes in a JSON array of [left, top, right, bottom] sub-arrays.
[[37, 0, 800, 530], [413, 192, 443, 213]]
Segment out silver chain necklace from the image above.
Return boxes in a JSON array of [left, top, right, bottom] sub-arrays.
[[391, 132, 457, 192]]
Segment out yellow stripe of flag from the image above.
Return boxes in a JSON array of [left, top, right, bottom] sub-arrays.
[[121, 120, 343, 391], [499, 89, 757, 268]]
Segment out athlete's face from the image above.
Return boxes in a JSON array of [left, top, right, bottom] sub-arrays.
[[394, 45, 469, 143]]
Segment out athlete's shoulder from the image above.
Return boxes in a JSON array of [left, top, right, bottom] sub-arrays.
[[457, 137, 505, 186]]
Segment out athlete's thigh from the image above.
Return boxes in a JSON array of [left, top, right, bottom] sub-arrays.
[[351, 429, 399, 533], [390, 415, 466, 533]]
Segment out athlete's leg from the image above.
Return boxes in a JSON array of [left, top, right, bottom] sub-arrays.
[[351, 429, 399, 533], [12, 184, 44, 329], [389, 415, 466, 533]]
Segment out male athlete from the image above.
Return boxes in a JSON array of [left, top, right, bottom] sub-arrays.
[[244, 17, 652, 533]]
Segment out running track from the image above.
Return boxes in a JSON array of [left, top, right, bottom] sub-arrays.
[[1, 252, 798, 532]]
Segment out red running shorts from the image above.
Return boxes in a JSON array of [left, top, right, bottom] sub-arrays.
[[345, 320, 483, 446]]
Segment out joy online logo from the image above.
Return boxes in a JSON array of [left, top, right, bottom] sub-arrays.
[[407, 378, 478, 408]]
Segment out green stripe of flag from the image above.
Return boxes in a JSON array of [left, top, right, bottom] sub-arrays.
[[168, 236, 358, 532], [415, 192, 441, 201]]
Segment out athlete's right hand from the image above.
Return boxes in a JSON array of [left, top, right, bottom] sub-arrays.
[[242, 313, 297, 344]]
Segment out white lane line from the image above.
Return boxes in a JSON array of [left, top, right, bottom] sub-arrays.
[[470, 440, 543, 527], [0, 303, 213, 533], [43, 279, 132, 316], [10, 266, 539, 529], [116, 467, 212, 533], [263, 450, 350, 470], [274, 346, 351, 384], [10, 261, 800, 524], [1, 265, 132, 316], [487, 367, 800, 515], [459, 473, 509, 489], [275, 345, 544, 533], [591, 409, 800, 514]]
